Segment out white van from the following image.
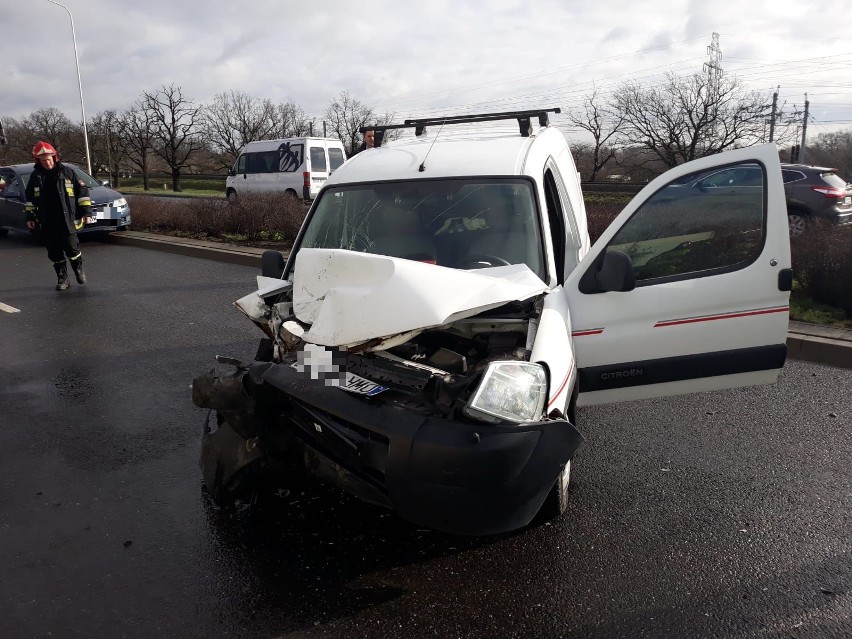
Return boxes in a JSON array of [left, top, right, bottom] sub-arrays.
[[196, 108, 793, 536], [225, 137, 346, 201]]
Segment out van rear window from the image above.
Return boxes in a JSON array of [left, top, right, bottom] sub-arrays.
[[310, 147, 327, 172], [329, 148, 345, 171]]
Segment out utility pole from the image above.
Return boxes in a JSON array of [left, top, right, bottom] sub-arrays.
[[768, 86, 779, 142], [799, 94, 810, 164]]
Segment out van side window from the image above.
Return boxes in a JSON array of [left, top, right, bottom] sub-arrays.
[[542, 169, 566, 281], [278, 143, 304, 172], [310, 147, 327, 172], [236, 155, 246, 174], [328, 148, 345, 172], [602, 161, 766, 286]]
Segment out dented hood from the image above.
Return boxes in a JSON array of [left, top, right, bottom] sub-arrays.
[[292, 249, 548, 347]]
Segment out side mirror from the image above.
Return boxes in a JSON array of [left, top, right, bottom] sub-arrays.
[[579, 250, 636, 294], [101, 180, 111, 187], [227, 167, 236, 177], [261, 250, 286, 279]]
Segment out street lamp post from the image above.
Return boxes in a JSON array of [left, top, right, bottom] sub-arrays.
[[47, 0, 92, 175]]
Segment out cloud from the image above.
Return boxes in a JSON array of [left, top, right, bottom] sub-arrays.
[[1, 0, 849, 138]]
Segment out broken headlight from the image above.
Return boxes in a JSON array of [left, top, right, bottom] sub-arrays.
[[464, 361, 547, 423]]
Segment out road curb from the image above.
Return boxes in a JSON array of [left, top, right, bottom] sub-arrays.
[[107, 231, 266, 268], [106, 231, 852, 370]]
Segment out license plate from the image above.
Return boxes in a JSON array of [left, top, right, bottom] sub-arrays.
[[341, 372, 386, 396]]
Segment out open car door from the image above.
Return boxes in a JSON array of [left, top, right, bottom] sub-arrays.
[[564, 144, 791, 407]]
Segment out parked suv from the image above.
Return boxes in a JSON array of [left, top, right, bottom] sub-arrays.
[[192, 110, 791, 535], [782, 163, 852, 237]]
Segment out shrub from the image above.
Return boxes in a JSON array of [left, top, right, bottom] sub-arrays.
[[792, 222, 852, 317], [128, 193, 308, 247], [585, 199, 624, 243]]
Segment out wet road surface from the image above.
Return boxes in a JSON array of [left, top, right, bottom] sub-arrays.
[[1, 233, 850, 638]]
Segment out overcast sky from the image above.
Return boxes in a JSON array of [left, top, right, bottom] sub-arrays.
[[4, 0, 851, 142]]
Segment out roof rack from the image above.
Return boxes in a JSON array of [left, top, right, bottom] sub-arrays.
[[361, 108, 561, 147]]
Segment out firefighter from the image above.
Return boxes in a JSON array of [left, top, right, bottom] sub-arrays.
[[24, 141, 92, 290]]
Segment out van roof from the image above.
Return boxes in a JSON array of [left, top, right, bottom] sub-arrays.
[[240, 137, 344, 152], [327, 108, 564, 184], [328, 127, 565, 184]]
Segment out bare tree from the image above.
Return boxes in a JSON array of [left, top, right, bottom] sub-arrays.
[[805, 130, 852, 178], [20, 107, 80, 160], [567, 89, 625, 181], [143, 84, 205, 191], [0, 117, 30, 164], [612, 72, 772, 168], [324, 91, 394, 155], [90, 109, 129, 186], [202, 90, 280, 169], [277, 100, 312, 138], [119, 102, 156, 190]]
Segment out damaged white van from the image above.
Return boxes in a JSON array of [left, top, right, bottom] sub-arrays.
[[193, 109, 792, 536]]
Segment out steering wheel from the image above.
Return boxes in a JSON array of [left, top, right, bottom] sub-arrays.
[[457, 254, 511, 269]]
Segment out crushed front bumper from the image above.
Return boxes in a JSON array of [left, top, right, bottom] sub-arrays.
[[196, 361, 584, 536]]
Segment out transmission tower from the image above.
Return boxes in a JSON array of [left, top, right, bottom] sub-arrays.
[[703, 32, 723, 80]]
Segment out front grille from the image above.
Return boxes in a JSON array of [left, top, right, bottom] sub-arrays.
[[288, 400, 390, 488]]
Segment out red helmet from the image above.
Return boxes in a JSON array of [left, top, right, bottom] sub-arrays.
[[32, 141, 58, 160]]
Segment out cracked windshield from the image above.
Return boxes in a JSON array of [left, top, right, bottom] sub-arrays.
[[298, 179, 546, 279]]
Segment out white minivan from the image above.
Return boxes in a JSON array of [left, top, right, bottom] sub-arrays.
[[225, 137, 347, 201], [196, 109, 792, 536]]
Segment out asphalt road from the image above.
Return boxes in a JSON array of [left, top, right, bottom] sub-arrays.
[[1, 232, 850, 639]]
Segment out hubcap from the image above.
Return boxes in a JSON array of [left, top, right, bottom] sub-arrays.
[[788, 214, 806, 238]]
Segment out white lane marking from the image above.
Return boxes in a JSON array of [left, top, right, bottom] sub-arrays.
[[0, 302, 21, 314]]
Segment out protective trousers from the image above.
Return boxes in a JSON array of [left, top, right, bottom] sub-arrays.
[[44, 225, 81, 265]]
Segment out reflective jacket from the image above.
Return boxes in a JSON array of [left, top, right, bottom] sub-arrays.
[[24, 163, 92, 233]]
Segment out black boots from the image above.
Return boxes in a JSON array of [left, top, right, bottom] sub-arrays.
[[53, 257, 85, 290], [70, 256, 87, 285], [54, 262, 70, 291]]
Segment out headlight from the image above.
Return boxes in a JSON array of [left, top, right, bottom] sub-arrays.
[[464, 361, 547, 423], [114, 197, 127, 207]]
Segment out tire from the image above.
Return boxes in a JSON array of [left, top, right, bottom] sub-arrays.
[[284, 189, 298, 200], [537, 384, 578, 521], [226, 189, 237, 201], [788, 211, 808, 238], [201, 416, 265, 508], [539, 460, 572, 520]]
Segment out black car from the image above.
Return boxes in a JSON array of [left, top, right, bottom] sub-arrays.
[[782, 163, 852, 237], [0, 163, 131, 240]]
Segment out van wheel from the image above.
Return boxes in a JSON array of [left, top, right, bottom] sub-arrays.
[[226, 189, 237, 201], [539, 460, 572, 520], [284, 189, 298, 200], [536, 384, 578, 523]]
